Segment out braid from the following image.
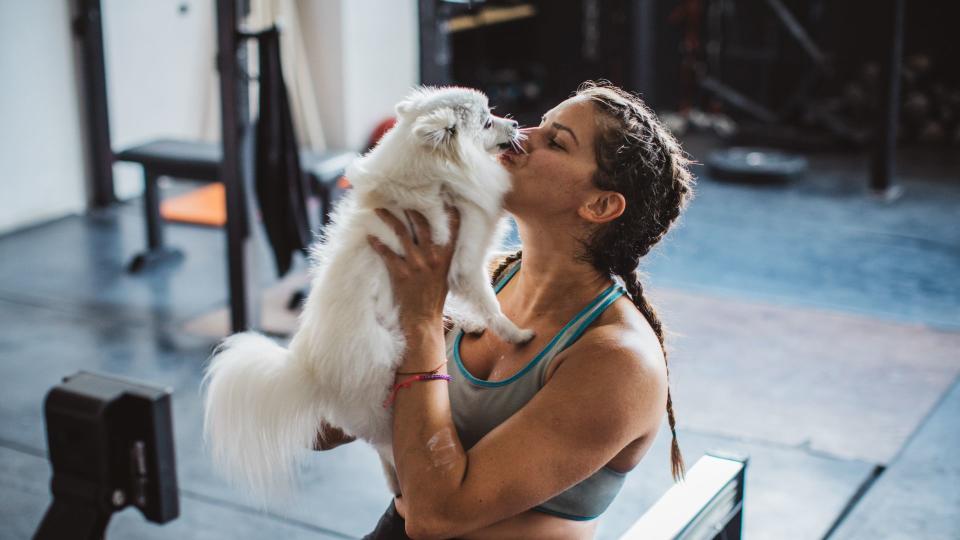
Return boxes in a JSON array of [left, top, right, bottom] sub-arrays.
[[575, 80, 695, 483], [490, 249, 523, 286], [621, 271, 685, 482]]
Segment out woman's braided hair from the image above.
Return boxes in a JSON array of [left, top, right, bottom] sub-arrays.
[[491, 81, 695, 482]]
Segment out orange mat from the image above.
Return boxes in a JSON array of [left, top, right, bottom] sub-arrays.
[[160, 183, 227, 227]]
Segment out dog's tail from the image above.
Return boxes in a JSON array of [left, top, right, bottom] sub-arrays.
[[202, 331, 322, 505]]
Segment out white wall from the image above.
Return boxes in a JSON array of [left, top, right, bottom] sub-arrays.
[[102, 0, 217, 199], [0, 0, 417, 234], [300, 0, 419, 150], [0, 0, 217, 235], [0, 1, 88, 235]]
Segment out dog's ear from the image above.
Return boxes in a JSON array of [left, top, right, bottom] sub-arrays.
[[395, 99, 416, 118], [412, 108, 458, 150]]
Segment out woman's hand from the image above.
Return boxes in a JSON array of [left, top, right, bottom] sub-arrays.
[[367, 205, 461, 342]]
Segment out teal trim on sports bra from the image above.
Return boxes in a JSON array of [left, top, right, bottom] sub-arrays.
[[493, 259, 522, 293], [453, 261, 624, 388], [554, 284, 627, 356]]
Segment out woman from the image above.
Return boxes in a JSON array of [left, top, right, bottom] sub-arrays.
[[319, 81, 694, 539]]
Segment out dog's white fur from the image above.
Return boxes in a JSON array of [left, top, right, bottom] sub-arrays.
[[202, 86, 532, 505]]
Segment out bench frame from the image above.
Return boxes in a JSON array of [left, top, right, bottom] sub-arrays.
[[619, 451, 748, 540]]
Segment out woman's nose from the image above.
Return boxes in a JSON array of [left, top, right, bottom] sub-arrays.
[[517, 127, 536, 153], [519, 126, 543, 149]]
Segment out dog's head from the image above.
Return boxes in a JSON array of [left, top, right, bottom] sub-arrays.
[[394, 86, 521, 158]]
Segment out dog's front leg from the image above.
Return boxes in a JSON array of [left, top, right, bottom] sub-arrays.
[[449, 208, 534, 344], [419, 204, 451, 246]]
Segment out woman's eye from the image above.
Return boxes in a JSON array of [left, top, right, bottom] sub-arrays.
[[548, 138, 563, 150]]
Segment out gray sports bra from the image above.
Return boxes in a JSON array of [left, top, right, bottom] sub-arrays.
[[445, 259, 629, 521]]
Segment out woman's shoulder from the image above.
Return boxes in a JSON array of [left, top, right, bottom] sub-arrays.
[[542, 296, 669, 441], [549, 294, 667, 394]]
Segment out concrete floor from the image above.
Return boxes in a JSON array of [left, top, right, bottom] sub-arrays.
[[1, 139, 958, 539]]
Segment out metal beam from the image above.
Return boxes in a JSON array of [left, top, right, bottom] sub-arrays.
[[870, 0, 905, 197], [628, 0, 657, 105], [73, 0, 116, 208], [419, 0, 453, 85], [216, 0, 256, 332]]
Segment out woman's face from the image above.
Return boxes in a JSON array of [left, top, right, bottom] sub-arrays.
[[499, 97, 600, 219]]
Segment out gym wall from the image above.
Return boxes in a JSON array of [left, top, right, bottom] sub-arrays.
[[0, 1, 88, 235]]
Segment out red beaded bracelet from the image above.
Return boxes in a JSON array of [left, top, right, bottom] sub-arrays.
[[382, 374, 453, 408], [395, 360, 447, 376]]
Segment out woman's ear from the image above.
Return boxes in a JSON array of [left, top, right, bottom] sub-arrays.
[[578, 191, 626, 224]]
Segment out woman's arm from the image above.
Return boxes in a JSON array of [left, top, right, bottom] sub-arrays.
[[366, 206, 469, 536], [368, 208, 665, 539]]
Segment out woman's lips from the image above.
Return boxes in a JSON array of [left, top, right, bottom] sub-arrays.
[[499, 143, 524, 165]]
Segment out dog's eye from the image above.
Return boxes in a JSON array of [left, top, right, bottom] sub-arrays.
[[484, 119, 493, 129]]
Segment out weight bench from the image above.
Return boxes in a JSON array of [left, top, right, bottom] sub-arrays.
[[115, 139, 356, 273], [619, 451, 749, 540]]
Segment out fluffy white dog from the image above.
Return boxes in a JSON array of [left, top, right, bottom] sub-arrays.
[[203, 86, 532, 504]]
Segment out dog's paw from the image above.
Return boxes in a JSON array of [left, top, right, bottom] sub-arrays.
[[507, 328, 536, 345], [460, 318, 486, 335], [498, 324, 535, 345]]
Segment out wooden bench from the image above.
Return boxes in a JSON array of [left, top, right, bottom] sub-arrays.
[[114, 139, 356, 273], [620, 451, 749, 540]]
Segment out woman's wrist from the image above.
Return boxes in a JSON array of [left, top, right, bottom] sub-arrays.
[[399, 318, 447, 373], [409, 310, 444, 328], [402, 316, 444, 345]]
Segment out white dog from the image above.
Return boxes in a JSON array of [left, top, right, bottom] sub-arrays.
[[202, 86, 532, 504]]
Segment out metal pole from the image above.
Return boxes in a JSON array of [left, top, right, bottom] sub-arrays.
[[629, 0, 657, 105], [418, 0, 453, 85], [73, 0, 116, 208], [869, 0, 905, 197], [216, 0, 254, 332]]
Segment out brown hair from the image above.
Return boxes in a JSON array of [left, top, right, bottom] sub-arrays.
[[492, 81, 695, 482]]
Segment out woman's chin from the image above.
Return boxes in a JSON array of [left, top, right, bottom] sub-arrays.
[[502, 188, 523, 214]]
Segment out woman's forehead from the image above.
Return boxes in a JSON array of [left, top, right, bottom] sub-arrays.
[[545, 98, 599, 149], [545, 96, 593, 120]]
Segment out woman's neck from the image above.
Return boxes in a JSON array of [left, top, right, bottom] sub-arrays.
[[506, 220, 614, 322]]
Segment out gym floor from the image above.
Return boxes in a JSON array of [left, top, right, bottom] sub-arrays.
[[1, 135, 958, 539]]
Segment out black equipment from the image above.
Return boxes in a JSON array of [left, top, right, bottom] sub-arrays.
[[33, 372, 179, 540], [706, 147, 808, 183]]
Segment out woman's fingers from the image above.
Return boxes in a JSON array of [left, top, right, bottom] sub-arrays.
[[406, 210, 433, 246], [372, 207, 461, 270], [367, 235, 404, 270], [374, 208, 420, 258]]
